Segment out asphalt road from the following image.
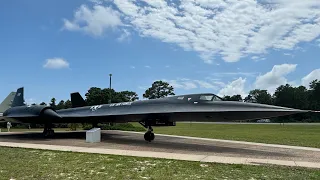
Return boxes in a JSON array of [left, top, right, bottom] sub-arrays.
[[0, 130, 319, 163]]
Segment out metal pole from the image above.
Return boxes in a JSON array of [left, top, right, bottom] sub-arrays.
[[109, 74, 112, 89], [109, 73, 113, 126]]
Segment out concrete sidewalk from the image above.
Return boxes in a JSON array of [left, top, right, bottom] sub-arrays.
[[0, 141, 319, 169], [112, 130, 320, 152]]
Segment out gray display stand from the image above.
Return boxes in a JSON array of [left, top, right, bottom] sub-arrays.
[[86, 128, 101, 143]]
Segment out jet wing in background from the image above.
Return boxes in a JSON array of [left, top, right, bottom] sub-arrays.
[[0, 91, 16, 115], [0, 90, 17, 121]]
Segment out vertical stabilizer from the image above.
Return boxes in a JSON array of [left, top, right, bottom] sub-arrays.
[[11, 87, 25, 107], [71, 92, 86, 108], [0, 91, 16, 113]]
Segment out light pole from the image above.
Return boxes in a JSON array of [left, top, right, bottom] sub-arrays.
[[109, 73, 112, 89], [109, 73, 113, 126]]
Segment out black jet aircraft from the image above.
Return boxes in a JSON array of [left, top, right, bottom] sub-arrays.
[[1, 87, 315, 142]]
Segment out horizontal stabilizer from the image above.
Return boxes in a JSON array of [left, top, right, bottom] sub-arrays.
[[71, 92, 86, 108]]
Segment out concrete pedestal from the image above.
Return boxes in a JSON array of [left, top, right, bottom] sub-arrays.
[[86, 128, 101, 143]]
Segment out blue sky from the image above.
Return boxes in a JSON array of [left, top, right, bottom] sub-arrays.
[[1, 0, 320, 104]]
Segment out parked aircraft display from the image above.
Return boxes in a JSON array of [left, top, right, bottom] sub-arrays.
[[1, 87, 315, 142]]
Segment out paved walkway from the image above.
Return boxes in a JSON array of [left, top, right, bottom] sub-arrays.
[[116, 130, 320, 152], [0, 141, 319, 169]]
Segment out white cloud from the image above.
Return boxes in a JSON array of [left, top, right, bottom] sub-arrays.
[[283, 53, 295, 58], [251, 56, 266, 62], [25, 98, 36, 105], [165, 78, 219, 90], [254, 64, 297, 93], [218, 77, 247, 97], [193, 80, 216, 89], [64, 0, 320, 63], [130, 66, 135, 69], [117, 29, 131, 42], [212, 72, 258, 77], [301, 69, 320, 88], [43, 58, 70, 69], [316, 39, 320, 47], [144, 65, 151, 68], [62, 4, 123, 37], [251, 56, 259, 60]]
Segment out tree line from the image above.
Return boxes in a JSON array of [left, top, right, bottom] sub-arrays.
[[34, 79, 320, 122]]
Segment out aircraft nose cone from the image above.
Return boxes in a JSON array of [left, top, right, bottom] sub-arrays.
[[42, 108, 61, 119], [213, 101, 309, 112], [240, 102, 308, 112]]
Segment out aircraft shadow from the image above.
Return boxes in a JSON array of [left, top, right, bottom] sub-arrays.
[[101, 132, 292, 157], [0, 131, 293, 158]]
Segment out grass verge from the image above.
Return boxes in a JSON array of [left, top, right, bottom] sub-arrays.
[[0, 147, 319, 180], [132, 123, 320, 148]]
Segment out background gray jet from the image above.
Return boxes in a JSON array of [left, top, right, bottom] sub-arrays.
[[0, 91, 16, 117]]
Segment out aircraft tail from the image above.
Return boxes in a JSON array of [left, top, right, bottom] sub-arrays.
[[0, 91, 16, 113], [11, 87, 25, 107], [71, 92, 86, 108]]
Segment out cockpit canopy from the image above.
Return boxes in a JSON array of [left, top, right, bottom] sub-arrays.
[[199, 94, 223, 101], [172, 93, 223, 102]]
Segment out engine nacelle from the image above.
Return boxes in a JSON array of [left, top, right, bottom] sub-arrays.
[[3, 105, 61, 120]]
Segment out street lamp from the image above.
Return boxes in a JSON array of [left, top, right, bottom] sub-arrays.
[[109, 73, 113, 125], [109, 73, 112, 89]]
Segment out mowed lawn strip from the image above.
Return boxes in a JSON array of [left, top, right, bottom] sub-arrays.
[[146, 123, 320, 148], [0, 147, 319, 180]]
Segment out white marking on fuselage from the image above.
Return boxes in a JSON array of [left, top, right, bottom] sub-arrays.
[[90, 105, 103, 112], [109, 102, 132, 107]]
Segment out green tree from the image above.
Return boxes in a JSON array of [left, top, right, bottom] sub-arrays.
[[308, 79, 320, 110], [39, 102, 47, 106], [56, 100, 65, 110], [101, 88, 119, 103], [118, 91, 139, 102], [49, 98, 56, 109], [143, 80, 175, 99], [244, 89, 273, 104], [64, 100, 72, 109], [230, 95, 242, 101], [85, 87, 104, 105], [222, 95, 242, 101], [273, 84, 295, 108], [293, 86, 309, 110], [222, 95, 232, 101], [85, 87, 134, 105]]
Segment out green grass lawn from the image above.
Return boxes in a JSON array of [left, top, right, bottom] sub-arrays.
[[0, 147, 319, 180], [144, 123, 320, 148]]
